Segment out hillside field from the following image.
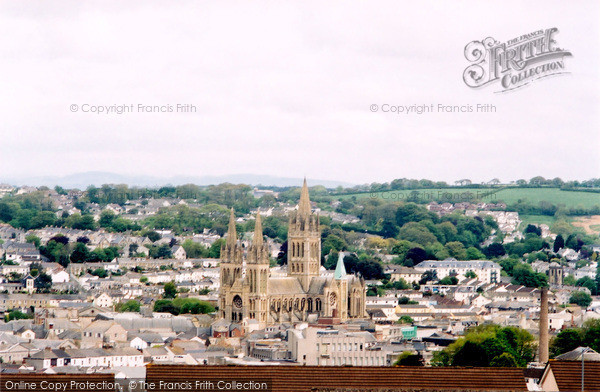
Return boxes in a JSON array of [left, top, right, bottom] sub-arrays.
[[338, 187, 600, 209]]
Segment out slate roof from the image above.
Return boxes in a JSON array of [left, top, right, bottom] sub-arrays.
[[268, 277, 306, 295], [1, 374, 115, 391], [543, 360, 600, 392], [146, 365, 529, 392], [555, 347, 600, 361], [417, 259, 501, 269]]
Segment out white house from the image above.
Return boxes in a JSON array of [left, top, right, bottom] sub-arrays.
[[49, 267, 70, 283], [93, 292, 114, 308], [143, 347, 173, 363], [171, 245, 187, 260], [415, 259, 501, 283]]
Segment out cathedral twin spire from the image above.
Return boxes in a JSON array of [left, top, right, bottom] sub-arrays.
[[224, 179, 314, 268], [224, 207, 267, 264], [226, 207, 238, 248]]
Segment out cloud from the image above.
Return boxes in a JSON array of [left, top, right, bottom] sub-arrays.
[[0, 0, 598, 184]]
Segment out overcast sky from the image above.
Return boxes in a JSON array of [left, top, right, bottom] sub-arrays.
[[0, 1, 598, 185]]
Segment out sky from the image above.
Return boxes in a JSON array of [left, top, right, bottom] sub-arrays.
[[0, 1, 598, 185]]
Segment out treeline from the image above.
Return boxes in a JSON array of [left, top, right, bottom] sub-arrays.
[[510, 200, 600, 217], [85, 183, 257, 212], [143, 204, 230, 235], [0, 192, 56, 230], [36, 234, 121, 267], [331, 177, 600, 195], [310, 201, 496, 272], [550, 320, 600, 357], [432, 324, 535, 367], [153, 298, 215, 315]]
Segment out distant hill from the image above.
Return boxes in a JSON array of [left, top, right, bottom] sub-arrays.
[[1, 172, 355, 189]]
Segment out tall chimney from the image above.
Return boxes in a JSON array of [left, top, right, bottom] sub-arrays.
[[539, 287, 549, 363]]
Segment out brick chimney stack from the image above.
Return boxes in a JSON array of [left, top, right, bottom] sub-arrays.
[[539, 287, 549, 363]]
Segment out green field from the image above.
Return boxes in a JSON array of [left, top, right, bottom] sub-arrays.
[[340, 187, 600, 209], [518, 214, 560, 229]]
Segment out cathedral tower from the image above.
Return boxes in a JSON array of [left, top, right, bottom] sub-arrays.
[[219, 208, 243, 320], [246, 213, 270, 323], [288, 178, 321, 291]]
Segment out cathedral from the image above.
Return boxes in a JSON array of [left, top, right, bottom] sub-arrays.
[[218, 179, 366, 327]]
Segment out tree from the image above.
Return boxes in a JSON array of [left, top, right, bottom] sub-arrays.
[[322, 234, 347, 255], [484, 243, 506, 258], [393, 351, 424, 366], [395, 203, 435, 227], [405, 247, 427, 267], [565, 234, 583, 251], [550, 320, 600, 356], [419, 270, 437, 285], [511, 263, 548, 288], [5, 310, 32, 322], [90, 268, 108, 278], [150, 244, 172, 259], [445, 241, 467, 260], [181, 239, 208, 258], [115, 300, 141, 312], [175, 298, 216, 314], [434, 325, 535, 367], [70, 242, 91, 263], [381, 220, 399, 239], [466, 247, 485, 260], [489, 352, 519, 367], [553, 234, 565, 252], [25, 234, 41, 248], [465, 270, 477, 279], [385, 279, 410, 290], [398, 315, 414, 324], [34, 272, 52, 292], [209, 239, 225, 258], [524, 224, 541, 236], [163, 281, 177, 299], [50, 235, 69, 245], [146, 231, 161, 242], [342, 254, 385, 280], [153, 298, 215, 315], [576, 276, 598, 295], [550, 329, 583, 357], [563, 275, 576, 286], [276, 241, 288, 266], [98, 210, 116, 228], [569, 291, 592, 308], [452, 340, 490, 367], [398, 223, 438, 246], [438, 276, 458, 285], [153, 299, 178, 314]]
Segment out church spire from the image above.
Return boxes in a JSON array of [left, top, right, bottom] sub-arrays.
[[253, 213, 263, 247], [298, 177, 311, 216], [334, 252, 347, 280], [226, 208, 237, 246]]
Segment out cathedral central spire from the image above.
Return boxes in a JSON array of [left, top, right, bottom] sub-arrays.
[[297, 177, 311, 216], [253, 213, 263, 247]]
